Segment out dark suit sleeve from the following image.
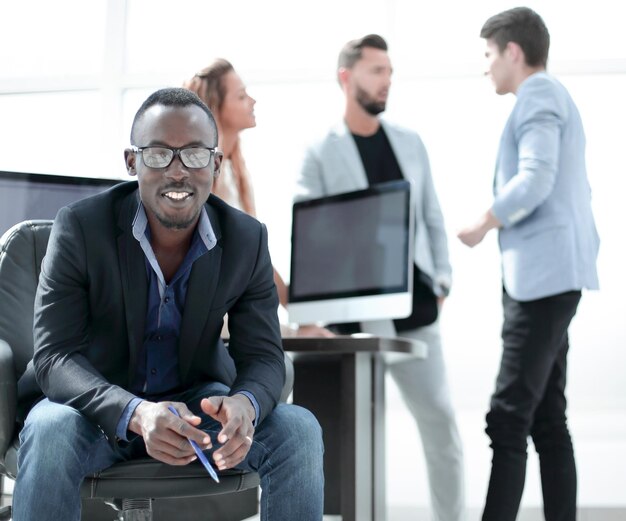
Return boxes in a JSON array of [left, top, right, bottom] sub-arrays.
[[225, 223, 285, 424], [32, 206, 136, 442]]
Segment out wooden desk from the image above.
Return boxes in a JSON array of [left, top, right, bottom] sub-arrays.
[[283, 336, 427, 521]]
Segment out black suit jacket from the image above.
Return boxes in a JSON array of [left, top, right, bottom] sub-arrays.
[[18, 181, 285, 446]]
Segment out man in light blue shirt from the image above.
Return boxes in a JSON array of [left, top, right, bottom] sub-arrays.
[[458, 7, 599, 521]]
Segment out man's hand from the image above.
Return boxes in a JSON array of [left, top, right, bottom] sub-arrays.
[[201, 394, 255, 471], [296, 324, 336, 337], [457, 209, 501, 247], [457, 225, 488, 247], [129, 401, 211, 465]]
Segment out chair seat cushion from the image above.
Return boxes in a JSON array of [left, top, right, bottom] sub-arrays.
[[82, 458, 260, 499]]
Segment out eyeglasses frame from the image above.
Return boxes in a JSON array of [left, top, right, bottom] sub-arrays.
[[130, 145, 218, 169]]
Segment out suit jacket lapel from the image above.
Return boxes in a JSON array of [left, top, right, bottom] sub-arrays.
[[332, 122, 369, 189], [178, 202, 222, 382], [116, 192, 148, 383]]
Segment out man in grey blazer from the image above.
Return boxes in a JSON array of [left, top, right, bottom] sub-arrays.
[[13, 88, 324, 521], [296, 34, 465, 521], [458, 8, 600, 521]]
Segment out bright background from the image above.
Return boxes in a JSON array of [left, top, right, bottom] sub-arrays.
[[1, 0, 624, 514]]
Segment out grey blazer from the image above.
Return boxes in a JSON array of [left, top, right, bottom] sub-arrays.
[[491, 72, 600, 301], [295, 119, 452, 296]]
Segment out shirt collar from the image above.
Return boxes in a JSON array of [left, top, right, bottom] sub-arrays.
[[132, 202, 217, 251]]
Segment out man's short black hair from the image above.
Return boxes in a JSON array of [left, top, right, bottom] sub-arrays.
[[480, 7, 550, 68], [130, 87, 218, 145], [337, 34, 388, 72]]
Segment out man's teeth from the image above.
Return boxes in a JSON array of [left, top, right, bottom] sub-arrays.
[[164, 191, 190, 200]]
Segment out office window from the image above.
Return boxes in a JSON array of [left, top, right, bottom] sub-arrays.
[[124, 0, 390, 77], [0, 1, 106, 79], [0, 91, 102, 177]]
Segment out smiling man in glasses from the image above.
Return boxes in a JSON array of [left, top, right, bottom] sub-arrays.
[[13, 87, 324, 521]]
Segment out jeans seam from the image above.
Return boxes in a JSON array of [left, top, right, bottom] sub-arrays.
[[252, 439, 272, 521]]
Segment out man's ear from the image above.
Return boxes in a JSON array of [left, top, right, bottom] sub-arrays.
[[212, 150, 223, 178], [337, 67, 351, 90], [124, 148, 137, 177], [505, 41, 524, 64]]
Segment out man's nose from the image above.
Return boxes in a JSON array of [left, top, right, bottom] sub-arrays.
[[382, 77, 390, 88], [165, 154, 190, 180]]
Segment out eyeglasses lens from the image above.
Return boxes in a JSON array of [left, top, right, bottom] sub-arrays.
[[141, 147, 212, 169], [180, 148, 213, 168]]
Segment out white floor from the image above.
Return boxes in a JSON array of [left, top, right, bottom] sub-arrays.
[[240, 372, 626, 521], [384, 395, 625, 520], [243, 372, 626, 521], [383, 378, 626, 515]]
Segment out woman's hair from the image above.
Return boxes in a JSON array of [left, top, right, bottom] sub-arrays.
[[183, 59, 255, 216]]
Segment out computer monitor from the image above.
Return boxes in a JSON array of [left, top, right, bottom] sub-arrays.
[[0, 170, 122, 236], [288, 180, 414, 325]]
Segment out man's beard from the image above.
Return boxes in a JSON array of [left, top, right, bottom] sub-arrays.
[[355, 86, 386, 116], [155, 212, 199, 230]]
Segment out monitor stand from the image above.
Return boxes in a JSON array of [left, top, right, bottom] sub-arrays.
[[359, 319, 396, 337], [358, 320, 428, 362]]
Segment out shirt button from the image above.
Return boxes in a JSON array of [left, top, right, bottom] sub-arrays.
[[164, 297, 170, 303], [156, 335, 162, 341], [150, 368, 157, 375]]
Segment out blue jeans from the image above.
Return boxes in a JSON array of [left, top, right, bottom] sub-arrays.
[[13, 382, 324, 521]]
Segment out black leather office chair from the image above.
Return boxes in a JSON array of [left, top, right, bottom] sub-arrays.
[[0, 220, 294, 521]]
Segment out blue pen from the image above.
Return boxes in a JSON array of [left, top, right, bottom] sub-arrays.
[[168, 405, 220, 483]]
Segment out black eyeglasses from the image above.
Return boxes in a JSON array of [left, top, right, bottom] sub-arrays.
[[131, 145, 216, 169]]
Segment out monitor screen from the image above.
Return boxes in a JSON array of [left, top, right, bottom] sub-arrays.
[[288, 180, 414, 325], [0, 171, 122, 237]]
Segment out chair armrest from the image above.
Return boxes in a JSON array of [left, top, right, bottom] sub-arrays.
[[280, 352, 294, 403], [0, 339, 17, 459]]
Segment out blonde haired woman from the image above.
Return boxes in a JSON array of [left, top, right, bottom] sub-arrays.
[[183, 60, 256, 215], [183, 60, 330, 336]]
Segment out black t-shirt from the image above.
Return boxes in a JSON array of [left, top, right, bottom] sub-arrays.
[[352, 126, 404, 185], [330, 126, 438, 334]]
